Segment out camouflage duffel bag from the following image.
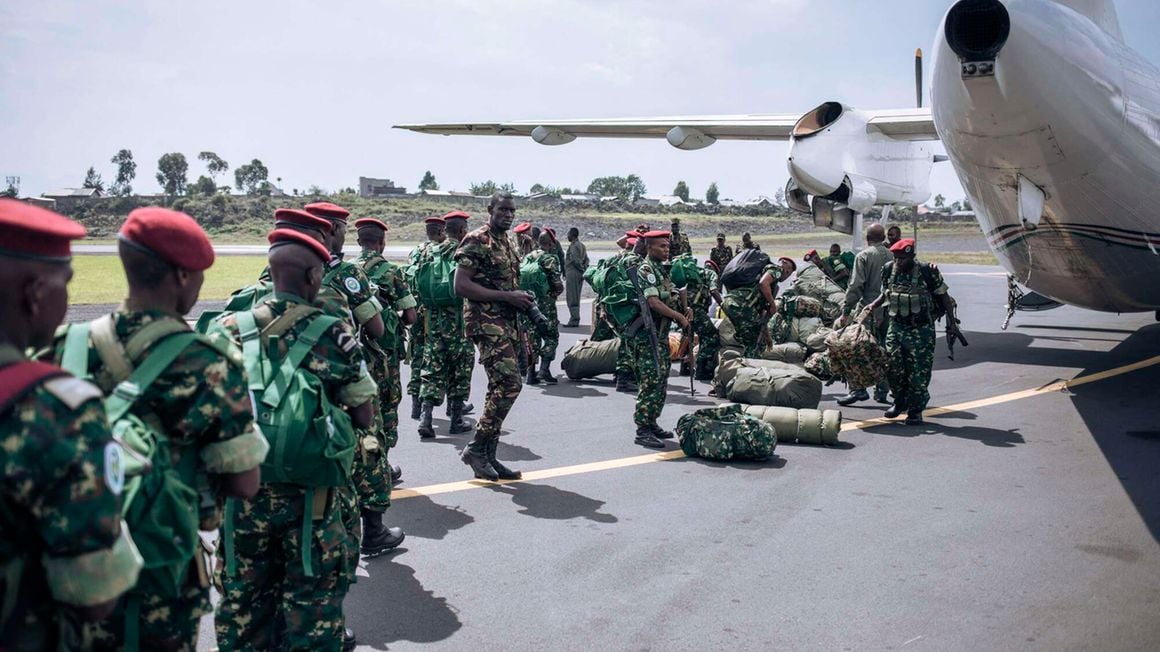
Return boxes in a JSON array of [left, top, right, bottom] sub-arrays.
[[784, 295, 823, 319], [804, 351, 834, 381], [825, 312, 888, 389], [677, 404, 777, 461], [743, 405, 842, 446], [561, 338, 619, 380]]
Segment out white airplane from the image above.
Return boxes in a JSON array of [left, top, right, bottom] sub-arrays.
[[396, 0, 1160, 318]]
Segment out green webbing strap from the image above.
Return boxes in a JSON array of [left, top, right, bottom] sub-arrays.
[[301, 487, 315, 577], [124, 594, 141, 652], [223, 498, 237, 577], [60, 323, 91, 378], [123, 319, 190, 363], [235, 310, 265, 392], [260, 315, 339, 410], [105, 332, 200, 424]]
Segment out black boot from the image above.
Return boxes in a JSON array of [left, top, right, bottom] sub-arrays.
[[905, 409, 925, 426], [360, 509, 405, 557], [615, 371, 638, 393], [537, 357, 558, 384], [648, 423, 675, 440], [634, 425, 666, 449], [885, 398, 908, 419], [525, 365, 540, 385], [417, 401, 435, 439], [836, 388, 870, 406], [448, 400, 473, 434], [873, 385, 891, 404], [390, 464, 402, 485], [409, 395, 421, 420], [678, 362, 691, 377], [462, 402, 475, 415], [486, 438, 522, 480], [461, 433, 499, 481], [694, 358, 715, 382], [344, 628, 357, 651]]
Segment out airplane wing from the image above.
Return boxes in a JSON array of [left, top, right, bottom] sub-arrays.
[[394, 108, 937, 143]]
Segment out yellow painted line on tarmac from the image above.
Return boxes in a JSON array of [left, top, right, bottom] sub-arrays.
[[390, 354, 1160, 501]]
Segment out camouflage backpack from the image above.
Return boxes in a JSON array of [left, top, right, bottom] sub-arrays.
[[676, 404, 777, 461]]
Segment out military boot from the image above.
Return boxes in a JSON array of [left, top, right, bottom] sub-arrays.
[[390, 464, 403, 485], [486, 438, 522, 480], [905, 409, 925, 426], [409, 395, 421, 420], [448, 400, 473, 434], [525, 366, 540, 385], [694, 358, 715, 382], [836, 388, 870, 406], [446, 401, 476, 416], [360, 509, 405, 557], [537, 357, 558, 384], [884, 399, 908, 419], [417, 401, 435, 439], [873, 385, 891, 404], [344, 628, 357, 651], [615, 371, 638, 393], [634, 425, 666, 449], [461, 433, 500, 481], [647, 423, 675, 440]]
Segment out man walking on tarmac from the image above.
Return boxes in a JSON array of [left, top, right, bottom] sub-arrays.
[[564, 227, 588, 327], [836, 223, 892, 406]]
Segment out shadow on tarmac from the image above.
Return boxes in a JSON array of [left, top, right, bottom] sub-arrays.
[[350, 557, 462, 646], [388, 495, 475, 541], [487, 482, 618, 523], [671, 455, 787, 470], [866, 422, 1026, 448], [536, 382, 610, 398], [937, 329, 1136, 372]]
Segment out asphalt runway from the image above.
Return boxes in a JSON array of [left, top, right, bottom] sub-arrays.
[[194, 264, 1160, 650]]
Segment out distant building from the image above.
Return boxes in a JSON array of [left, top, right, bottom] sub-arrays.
[[745, 195, 774, 208], [560, 193, 599, 203], [359, 177, 408, 197], [42, 187, 103, 200]]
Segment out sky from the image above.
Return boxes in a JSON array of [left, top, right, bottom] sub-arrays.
[[2, 0, 1158, 203]]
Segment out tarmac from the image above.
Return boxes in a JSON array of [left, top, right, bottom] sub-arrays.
[[182, 264, 1159, 650]]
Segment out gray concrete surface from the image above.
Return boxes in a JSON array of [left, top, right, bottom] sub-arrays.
[[184, 265, 1158, 650]]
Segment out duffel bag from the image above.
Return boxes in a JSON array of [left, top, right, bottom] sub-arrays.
[[825, 312, 888, 389], [743, 405, 842, 445], [561, 338, 620, 380], [726, 365, 823, 409], [761, 342, 807, 364], [677, 404, 777, 461]]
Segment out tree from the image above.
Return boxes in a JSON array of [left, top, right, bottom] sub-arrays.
[[156, 153, 189, 197], [110, 149, 136, 196], [705, 182, 720, 205], [773, 187, 786, 208], [82, 166, 104, 192], [962, 197, 972, 211], [197, 151, 229, 180], [419, 170, 439, 191], [234, 159, 269, 195], [933, 193, 946, 208], [469, 180, 515, 196], [191, 175, 217, 196], [586, 174, 646, 201], [673, 180, 690, 202]]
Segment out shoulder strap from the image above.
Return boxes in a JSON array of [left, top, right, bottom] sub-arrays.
[[60, 323, 92, 378], [124, 319, 191, 363], [235, 309, 266, 393], [258, 314, 341, 410], [105, 332, 200, 423], [90, 315, 134, 384], [918, 263, 939, 294], [0, 362, 66, 413]]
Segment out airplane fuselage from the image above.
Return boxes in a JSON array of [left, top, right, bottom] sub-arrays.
[[932, 0, 1160, 312]]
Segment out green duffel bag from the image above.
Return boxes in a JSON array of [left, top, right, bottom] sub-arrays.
[[761, 342, 807, 364], [561, 338, 620, 380], [677, 404, 777, 461], [743, 405, 842, 445], [726, 366, 823, 409], [712, 351, 803, 396]]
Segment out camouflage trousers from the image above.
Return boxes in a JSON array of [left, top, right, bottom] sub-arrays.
[[593, 304, 634, 378], [723, 298, 767, 358], [420, 309, 473, 405], [468, 324, 522, 439], [886, 320, 935, 412], [406, 312, 426, 397], [83, 578, 209, 651], [625, 332, 671, 427], [216, 484, 348, 652], [352, 395, 392, 514], [532, 297, 560, 360], [690, 307, 721, 375]]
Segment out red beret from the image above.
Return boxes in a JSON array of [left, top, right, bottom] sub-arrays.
[[705, 260, 720, 272], [442, 211, 470, 221], [304, 202, 350, 223], [353, 217, 390, 232], [626, 237, 639, 247], [642, 230, 670, 239], [0, 198, 86, 261], [778, 256, 798, 273], [513, 222, 532, 234], [119, 207, 214, 272], [268, 228, 331, 262], [424, 216, 445, 225], [624, 230, 642, 238], [804, 249, 819, 261], [890, 238, 917, 255], [275, 208, 333, 235], [544, 227, 557, 240]]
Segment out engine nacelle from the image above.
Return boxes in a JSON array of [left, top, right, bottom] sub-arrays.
[[666, 126, 716, 151], [531, 126, 576, 146]]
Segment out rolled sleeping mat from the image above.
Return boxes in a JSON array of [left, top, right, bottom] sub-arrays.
[[742, 405, 842, 445]]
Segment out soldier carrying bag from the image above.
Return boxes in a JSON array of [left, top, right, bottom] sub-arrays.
[[414, 245, 459, 308], [719, 248, 771, 291]]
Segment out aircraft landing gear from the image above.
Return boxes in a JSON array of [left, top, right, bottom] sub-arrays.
[[1002, 274, 1020, 330]]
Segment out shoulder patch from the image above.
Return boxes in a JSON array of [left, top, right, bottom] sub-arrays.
[[336, 331, 357, 353], [42, 376, 103, 410], [104, 442, 125, 496], [644, 271, 657, 284], [344, 277, 362, 293]]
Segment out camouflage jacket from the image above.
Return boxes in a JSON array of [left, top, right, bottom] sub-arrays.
[[323, 256, 381, 329], [668, 232, 692, 259], [456, 224, 522, 336], [635, 256, 678, 335], [709, 244, 734, 270], [356, 248, 418, 355], [687, 267, 719, 312], [523, 249, 564, 302]]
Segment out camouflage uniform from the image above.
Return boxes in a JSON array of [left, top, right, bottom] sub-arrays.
[[515, 231, 535, 256], [685, 266, 721, 378], [709, 243, 734, 272], [406, 243, 436, 402], [625, 257, 676, 428], [521, 249, 564, 361], [213, 293, 376, 652], [882, 262, 948, 413], [46, 310, 265, 652], [824, 254, 851, 289], [0, 345, 142, 650], [455, 224, 523, 439], [721, 264, 780, 357], [356, 249, 417, 450], [668, 232, 692, 259], [608, 250, 644, 381], [419, 240, 473, 406]]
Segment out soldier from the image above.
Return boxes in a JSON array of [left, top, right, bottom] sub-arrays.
[[835, 224, 892, 406], [47, 207, 266, 651], [521, 231, 565, 385], [804, 248, 848, 289], [625, 230, 691, 449], [825, 243, 853, 289], [886, 224, 902, 248], [417, 211, 476, 437], [407, 216, 447, 420], [545, 226, 567, 272], [739, 232, 761, 251], [679, 260, 725, 381], [0, 199, 142, 650], [864, 238, 961, 425], [564, 227, 588, 327], [513, 221, 534, 255], [668, 218, 692, 259], [709, 233, 734, 276], [720, 256, 794, 357], [453, 191, 534, 482], [214, 228, 378, 651]]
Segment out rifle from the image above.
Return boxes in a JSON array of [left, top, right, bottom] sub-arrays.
[[626, 266, 663, 374], [678, 289, 695, 395], [944, 300, 969, 360]]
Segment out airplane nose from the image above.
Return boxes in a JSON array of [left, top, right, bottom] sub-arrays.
[[945, 0, 1011, 61]]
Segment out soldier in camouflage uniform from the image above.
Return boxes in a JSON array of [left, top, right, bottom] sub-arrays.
[[513, 221, 535, 256], [837, 224, 892, 406], [46, 208, 266, 652], [214, 229, 378, 652], [521, 231, 565, 385], [406, 217, 447, 420], [825, 243, 853, 289], [417, 212, 475, 437], [453, 192, 534, 482], [608, 234, 647, 392], [625, 231, 691, 448], [709, 233, 734, 277], [720, 257, 794, 358], [865, 238, 960, 426], [0, 200, 142, 650], [667, 218, 692, 259], [678, 260, 724, 381]]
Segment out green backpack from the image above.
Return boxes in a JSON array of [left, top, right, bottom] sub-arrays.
[[668, 253, 701, 289], [195, 280, 273, 334], [519, 254, 550, 300], [676, 404, 777, 461], [597, 256, 644, 328], [414, 245, 459, 308], [221, 306, 357, 578], [59, 317, 206, 646]]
